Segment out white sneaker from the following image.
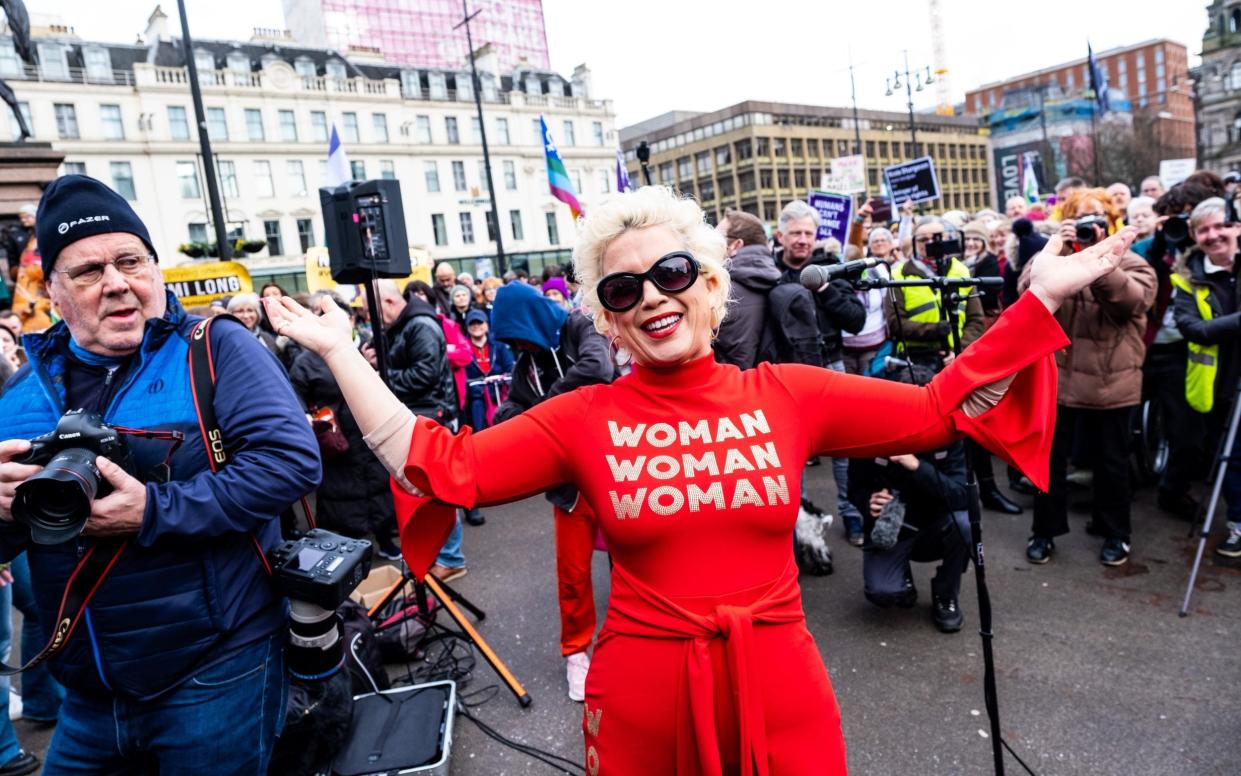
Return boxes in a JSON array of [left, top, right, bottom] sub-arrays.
[[565, 652, 590, 703], [8, 688, 20, 721]]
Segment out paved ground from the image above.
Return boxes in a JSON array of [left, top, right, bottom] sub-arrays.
[[10, 463, 1241, 775]]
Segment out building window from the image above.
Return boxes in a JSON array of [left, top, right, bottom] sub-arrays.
[[546, 212, 560, 245], [471, 116, 482, 144], [264, 220, 283, 255], [573, 170, 583, 194], [678, 157, 691, 178], [168, 106, 190, 140], [446, 116, 460, 144], [424, 161, 440, 192], [696, 152, 710, 174], [110, 162, 136, 200], [431, 214, 448, 246], [296, 218, 315, 252], [592, 121, 604, 146], [194, 49, 215, 74], [278, 110, 297, 142], [415, 115, 431, 143], [177, 161, 200, 198], [503, 160, 517, 190], [37, 42, 69, 80], [244, 108, 264, 141], [373, 113, 389, 143], [83, 47, 112, 82], [350, 160, 365, 181], [311, 111, 328, 142], [496, 117, 510, 145], [188, 223, 208, 243], [99, 104, 124, 140], [227, 51, 249, 73], [460, 212, 475, 244], [287, 160, 307, 196], [598, 169, 609, 194], [562, 120, 575, 146], [218, 160, 239, 198], [325, 60, 347, 80], [510, 209, 523, 241], [477, 160, 490, 192], [54, 103, 79, 139], [63, 161, 86, 176], [380, 160, 396, 180], [207, 107, 229, 141], [0, 41, 20, 77], [452, 160, 467, 191], [485, 211, 497, 242], [294, 57, 316, 77], [532, 118, 543, 144], [341, 112, 359, 143], [254, 161, 275, 197]]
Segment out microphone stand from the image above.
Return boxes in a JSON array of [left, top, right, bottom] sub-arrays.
[[846, 268, 1016, 775]]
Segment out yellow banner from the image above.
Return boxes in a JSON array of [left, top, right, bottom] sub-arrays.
[[302, 248, 434, 303], [163, 261, 253, 307]]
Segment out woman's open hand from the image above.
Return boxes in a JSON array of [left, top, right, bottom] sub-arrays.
[[263, 295, 353, 359], [1026, 226, 1138, 314]]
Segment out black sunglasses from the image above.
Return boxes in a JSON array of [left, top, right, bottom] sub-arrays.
[[597, 251, 700, 313]]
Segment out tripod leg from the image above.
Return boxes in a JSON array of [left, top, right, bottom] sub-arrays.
[[423, 575, 533, 707], [1180, 389, 1241, 616]]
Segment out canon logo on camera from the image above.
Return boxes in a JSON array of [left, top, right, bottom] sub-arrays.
[[57, 214, 111, 235]]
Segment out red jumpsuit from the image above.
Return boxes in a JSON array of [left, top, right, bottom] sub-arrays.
[[393, 293, 1068, 775]]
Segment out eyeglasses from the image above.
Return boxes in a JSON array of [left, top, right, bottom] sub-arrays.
[[597, 251, 700, 313], [56, 254, 153, 287]]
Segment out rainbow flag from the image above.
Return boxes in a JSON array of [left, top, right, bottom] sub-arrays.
[[540, 115, 584, 219]]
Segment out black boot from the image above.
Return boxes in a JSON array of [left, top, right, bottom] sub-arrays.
[[980, 478, 1023, 514]]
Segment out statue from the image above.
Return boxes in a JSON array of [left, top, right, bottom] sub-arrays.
[[0, 0, 34, 142]]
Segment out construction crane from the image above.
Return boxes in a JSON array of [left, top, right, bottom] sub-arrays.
[[928, 0, 954, 116]]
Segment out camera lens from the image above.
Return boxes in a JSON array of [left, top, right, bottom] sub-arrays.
[[13, 448, 100, 544], [1075, 223, 1098, 243], [1163, 215, 1189, 246]]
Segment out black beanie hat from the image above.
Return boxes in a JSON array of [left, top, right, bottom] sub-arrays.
[[35, 175, 156, 277], [1012, 218, 1048, 268]]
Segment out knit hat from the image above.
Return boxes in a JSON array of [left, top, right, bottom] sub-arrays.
[[36, 175, 156, 277], [1012, 218, 1048, 268], [962, 221, 989, 244], [542, 276, 571, 300]]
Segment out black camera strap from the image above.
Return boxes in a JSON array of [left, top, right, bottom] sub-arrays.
[[0, 539, 128, 675], [187, 317, 315, 556]]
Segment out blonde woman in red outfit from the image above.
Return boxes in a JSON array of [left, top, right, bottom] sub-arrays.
[[267, 187, 1138, 775]]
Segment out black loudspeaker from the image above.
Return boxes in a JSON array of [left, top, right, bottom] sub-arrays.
[[320, 180, 412, 284]]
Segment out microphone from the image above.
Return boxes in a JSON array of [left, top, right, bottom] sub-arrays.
[[800, 258, 880, 292]]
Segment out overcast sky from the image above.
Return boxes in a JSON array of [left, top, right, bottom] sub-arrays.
[[33, 0, 1207, 127]]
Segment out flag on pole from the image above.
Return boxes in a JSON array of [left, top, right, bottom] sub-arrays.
[[540, 115, 584, 218], [616, 148, 633, 193], [1087, 42, 1111, 115], [1022, 154, 1040, 203], [326, 123, 351, 188]]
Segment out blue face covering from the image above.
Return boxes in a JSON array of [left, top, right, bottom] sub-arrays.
[[68, 336, 128, 368]]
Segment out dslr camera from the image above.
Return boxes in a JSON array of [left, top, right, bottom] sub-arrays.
[[269, 529, 373, 680], [13, 409, 133, 545], [924, 233, 962, 260], [1074, 215, 1109, 244]]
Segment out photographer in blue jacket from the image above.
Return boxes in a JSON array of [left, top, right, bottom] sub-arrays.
[[0, 176, 320, 775]]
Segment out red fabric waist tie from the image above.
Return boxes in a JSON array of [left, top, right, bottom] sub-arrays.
[[601, 559, 806, 776]]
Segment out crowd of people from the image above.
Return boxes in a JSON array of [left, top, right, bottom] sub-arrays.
[[0, 164, 1234, 773]]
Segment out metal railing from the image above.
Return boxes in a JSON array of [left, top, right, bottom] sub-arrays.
[[5, 63, 135, 86]]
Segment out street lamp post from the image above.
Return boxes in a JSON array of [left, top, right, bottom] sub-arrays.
[[454, 1, 506, 277], [885, 51, 934, 161], [176, 0, 230, 260]]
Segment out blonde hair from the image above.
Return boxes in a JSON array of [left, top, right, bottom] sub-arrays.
[[572, 186, 731, 337]]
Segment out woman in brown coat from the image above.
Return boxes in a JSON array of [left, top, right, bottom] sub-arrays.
[[1019, 188, 1158, 566]]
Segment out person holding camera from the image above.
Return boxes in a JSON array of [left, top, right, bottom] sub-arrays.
[[848, 389, 972, 633], [1020, 187, 1157, 566], [1169, 198, 1241, 557], [0, 176, 321, 774]]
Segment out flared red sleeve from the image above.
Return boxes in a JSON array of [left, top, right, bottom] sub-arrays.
[[389, 390, 584, 578], [775, 291, 1069, 490]]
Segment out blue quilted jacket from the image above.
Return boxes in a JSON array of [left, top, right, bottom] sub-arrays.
[[0, 292, 321, 700]]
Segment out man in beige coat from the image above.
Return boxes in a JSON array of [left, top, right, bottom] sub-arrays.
[[1019, 188, 1157, 566]]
